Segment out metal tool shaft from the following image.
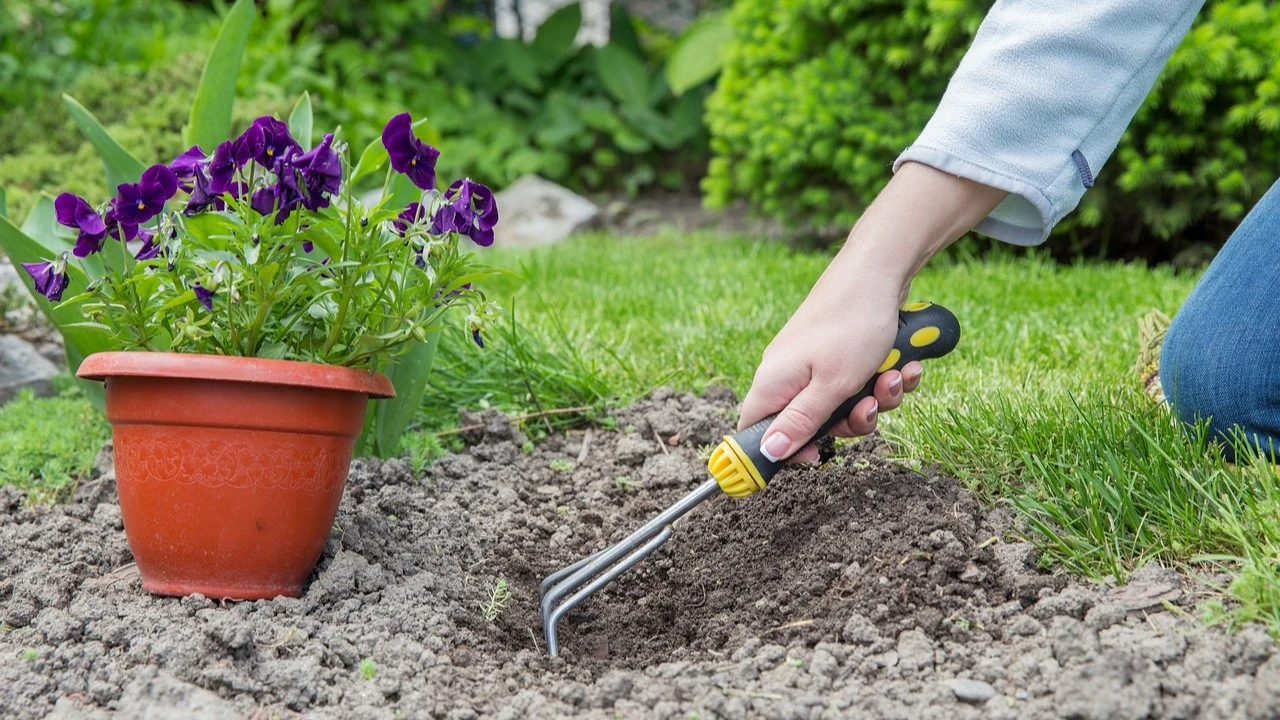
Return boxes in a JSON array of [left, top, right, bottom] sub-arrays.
[[540, 479, 721, 656]]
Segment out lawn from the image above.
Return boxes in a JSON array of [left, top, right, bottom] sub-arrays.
[[10, 230, 1280, 630]]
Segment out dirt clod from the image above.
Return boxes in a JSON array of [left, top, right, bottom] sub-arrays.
[[2, 389, 1277, 718]]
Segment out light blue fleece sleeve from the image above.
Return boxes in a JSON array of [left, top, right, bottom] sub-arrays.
[[893, 0, 1205, 246]]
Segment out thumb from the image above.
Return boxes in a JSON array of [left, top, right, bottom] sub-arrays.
[[758, 381, 842, 462]]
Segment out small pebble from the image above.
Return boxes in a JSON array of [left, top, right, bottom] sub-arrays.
[[950, 678, 996, 704], [1016, 690, 1029, 701]]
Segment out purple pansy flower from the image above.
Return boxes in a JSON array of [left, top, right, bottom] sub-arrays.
[[113, 164, 178, 225], [250, 186, 278, 217], [394, 202, 426, 236], [168, 146, 207, 191], [291, 133, 342, 211], [193, 283, 214, 311], [249, 116, 301, 167], [233, 122, 265, 166], [382, 113, 439, 191], [54, 193, 108, 257], [102, 206, 139, 243], [208, 141, 240, 194], [133, 228, 163, 261], [441, 178, 499, 246], [184, 166, 226, 215], [22, 259, 69, 302]]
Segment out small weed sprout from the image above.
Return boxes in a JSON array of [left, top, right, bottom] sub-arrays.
[[696, 443, 715, 461], [359, 657, 377, 680], [21, 648, 38, 661], [482, 578, 513, 622], [785, 657, 804, 668], [614, 475, 639, 491], [521, 440, 535, 455], [549, 458, 575, 474]]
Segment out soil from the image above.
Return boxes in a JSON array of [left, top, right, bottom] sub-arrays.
[[3, 388, 1279, 719]]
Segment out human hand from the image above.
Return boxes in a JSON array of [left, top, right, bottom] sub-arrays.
[[736, 161, 1006, 464], [737, 271, 924, 464]]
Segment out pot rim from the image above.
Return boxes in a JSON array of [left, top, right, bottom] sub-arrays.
[[76, 351, 396, 399]]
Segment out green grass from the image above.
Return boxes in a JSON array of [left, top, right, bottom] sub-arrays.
[[0, 382, 109, 504]]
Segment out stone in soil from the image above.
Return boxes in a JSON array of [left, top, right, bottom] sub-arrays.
[[0, 334, 58, 404], [1, 388, 1278, 719]]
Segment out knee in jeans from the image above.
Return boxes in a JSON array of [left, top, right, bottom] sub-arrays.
[[1161, 306, 1277, 452]]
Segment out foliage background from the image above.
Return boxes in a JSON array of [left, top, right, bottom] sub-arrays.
[[703, 0, 1280, 262]]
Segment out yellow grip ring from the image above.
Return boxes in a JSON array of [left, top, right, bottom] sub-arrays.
[[707, 436, 767, 498]]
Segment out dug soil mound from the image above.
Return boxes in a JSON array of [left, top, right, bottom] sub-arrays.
[[3, 389, 1279, 719]]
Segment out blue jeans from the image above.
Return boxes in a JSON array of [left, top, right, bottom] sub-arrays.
[[1161, 180, 1280, 461]]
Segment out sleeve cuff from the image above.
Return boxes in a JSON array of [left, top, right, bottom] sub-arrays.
[[893, 145, 1056, 246]]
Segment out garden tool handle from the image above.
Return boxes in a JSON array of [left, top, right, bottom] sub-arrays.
[[707, 302, 961, 498]]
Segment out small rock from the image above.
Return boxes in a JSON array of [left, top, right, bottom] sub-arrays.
[[492, 175, 600, 247], [950, 678, 996, 704], [991, 542, 1035, 578], [960, 562, 987, 583], [0, 335, 58, 405]]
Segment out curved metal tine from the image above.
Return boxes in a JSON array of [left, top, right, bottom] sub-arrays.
[[538, 480, 718, 633], [544, 526, 673, 657], [539, 546, 607, 602]]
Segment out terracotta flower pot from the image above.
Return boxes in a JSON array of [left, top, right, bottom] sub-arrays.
[[76, 352, 394, 600]]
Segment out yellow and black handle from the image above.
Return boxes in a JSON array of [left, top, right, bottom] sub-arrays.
[[707, 302, 961, 498]]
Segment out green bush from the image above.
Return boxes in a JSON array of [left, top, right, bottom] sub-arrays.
[[0, 57, 288, 223], [705, 0, 1280, 260]]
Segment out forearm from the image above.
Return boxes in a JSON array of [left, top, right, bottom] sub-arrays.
[[898, 0, 1204, 245], [815, 162, 1008, 301]]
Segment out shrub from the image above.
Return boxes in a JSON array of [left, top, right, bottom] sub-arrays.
[[0, 58, 288, 223], [705, 0, 1280, 261]]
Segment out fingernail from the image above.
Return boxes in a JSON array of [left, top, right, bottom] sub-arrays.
[[865, 402, 878, 423], [761, 432, 791, 462], [888, 375, 902, 393]]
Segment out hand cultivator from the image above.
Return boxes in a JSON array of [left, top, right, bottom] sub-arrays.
[[539, 302, 962, 656]]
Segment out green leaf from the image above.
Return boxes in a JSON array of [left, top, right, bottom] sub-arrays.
[[0, 214, 111, 409], [288, 91, 313, 150], [609, 3, 644, 57], [593, 45, 651, 107], [63, 94, 146, 190], [496, 39, 543, 92], [665, 11, 732, 96], [620, 104, 680, 149], [385, 170, 420, 211], [19, 196, 69, 254], [185, 0, 256, 152], [0, 186, 7, 219], [351, 116, 429, 186], [351, 138, 390, 186], [670, 89, 707, 143], [360, 331, 441, 458], [530, 2, 582, 72]]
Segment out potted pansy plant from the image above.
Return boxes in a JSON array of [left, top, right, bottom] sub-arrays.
[[21, 113, 500, 600]]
